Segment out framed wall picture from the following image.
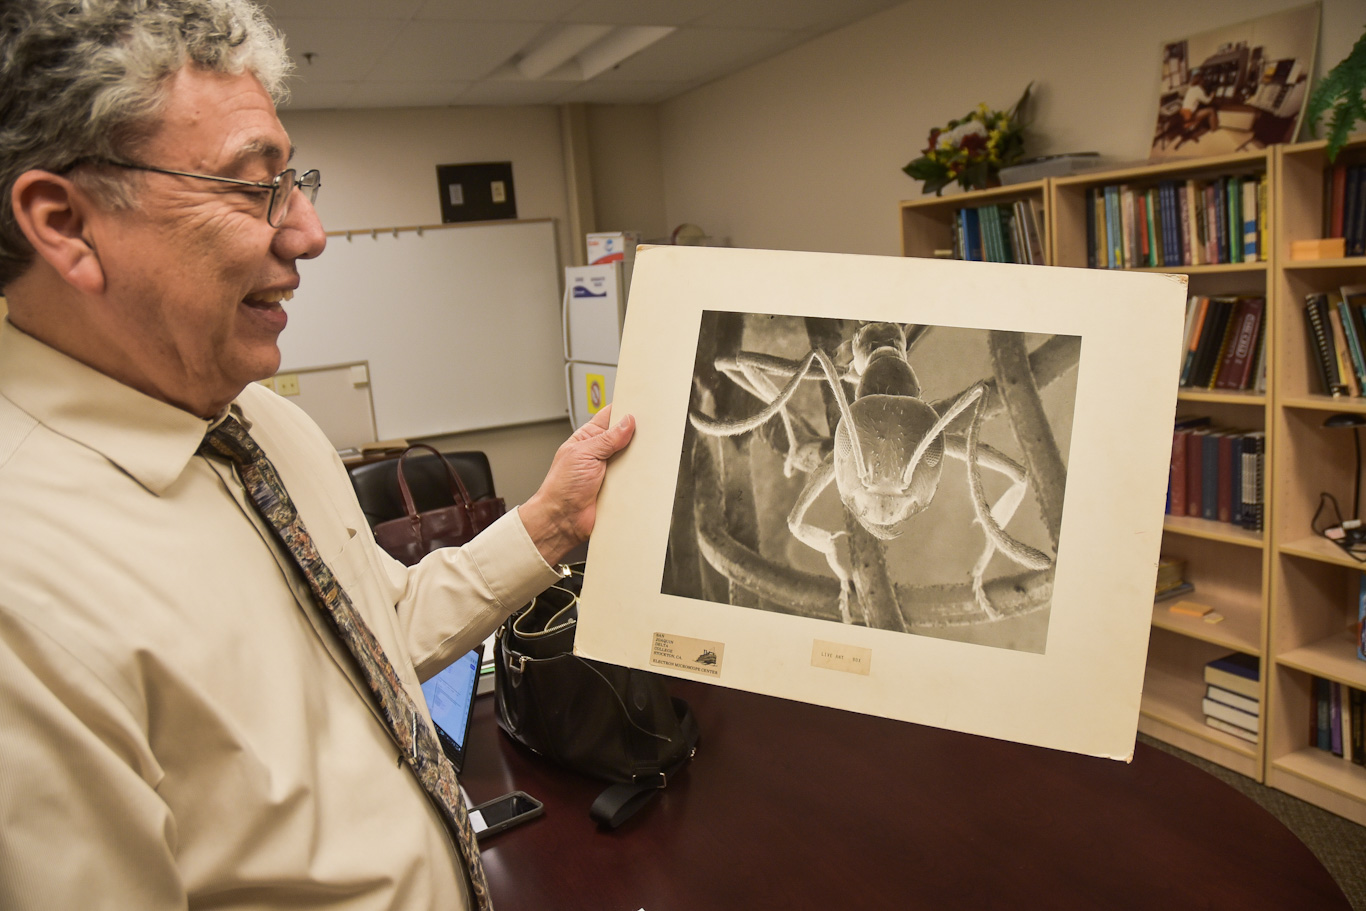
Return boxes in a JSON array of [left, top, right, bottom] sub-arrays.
[[1150, 2, 1321, 160], [575, 245, 1187, 761], [436, 161, 517, 223]]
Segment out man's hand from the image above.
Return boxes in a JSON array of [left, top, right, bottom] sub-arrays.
[[520, 406, 635, 566]]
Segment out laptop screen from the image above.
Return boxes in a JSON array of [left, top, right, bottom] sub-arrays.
[[420, 644, 484, 773]]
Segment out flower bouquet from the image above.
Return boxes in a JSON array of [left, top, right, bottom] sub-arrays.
[[903, 84, 1032, 195]]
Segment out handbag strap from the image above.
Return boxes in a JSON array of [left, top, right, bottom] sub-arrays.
[[588, 697, 700, 829], [393, 444, 476, 522]]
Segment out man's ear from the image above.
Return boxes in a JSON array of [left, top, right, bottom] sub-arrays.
[[10, 171, 106, 296]]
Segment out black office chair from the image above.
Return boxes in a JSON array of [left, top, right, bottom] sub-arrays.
[[347, 449, 498, 529]]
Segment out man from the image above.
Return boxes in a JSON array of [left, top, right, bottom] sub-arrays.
[[0, 1, 633, 908], [1179, 71, 1219, 137]]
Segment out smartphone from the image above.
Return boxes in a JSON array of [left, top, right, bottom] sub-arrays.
[[469, 790, 544, 841]]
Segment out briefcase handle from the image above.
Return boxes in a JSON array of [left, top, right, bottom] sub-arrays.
[[393, 443, 475, 522]]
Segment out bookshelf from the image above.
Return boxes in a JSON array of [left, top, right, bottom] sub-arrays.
[[901, 140, 1366, 822], [898, 179, 1051, 264], [1054, 150, 1273, 782], [1267, 135, 1366, 827]]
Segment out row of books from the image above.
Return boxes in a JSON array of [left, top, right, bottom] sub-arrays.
[[1085, 173, 1265, 270], [1311, 677, 1365, 766], [949, 200, 1045, 264], [1204, 652, 1259, 743], [1323, 161, 1366, 257], [1167, 417, 1264, 531], [1302, 286, 1366, 396], [1178, 294, 1266, 392]]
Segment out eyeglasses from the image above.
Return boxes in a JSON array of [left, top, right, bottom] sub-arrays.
[[83, 159, 321, 226]]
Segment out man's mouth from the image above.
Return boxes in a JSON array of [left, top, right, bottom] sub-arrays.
[[243, 289, 294, 306]]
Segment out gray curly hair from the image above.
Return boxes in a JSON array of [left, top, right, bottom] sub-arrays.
[[0, 0, 292, 290]]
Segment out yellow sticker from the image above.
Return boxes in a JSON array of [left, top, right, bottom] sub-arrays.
[[811, 639, 872, 676], [585, 373, 606, 414], [650, 633, 723, 678]]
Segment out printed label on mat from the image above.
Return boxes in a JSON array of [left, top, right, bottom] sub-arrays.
[[811, 640, 871, 676], [650, 633, 723, 677]]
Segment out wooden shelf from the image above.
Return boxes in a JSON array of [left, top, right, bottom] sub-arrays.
[[1151, 599, 1260, 653], [1139, 650, 1259, 778], [900, 136, 1366, 819], [1277, 631, 1366, 688], [1176, 388, 1267, 406], [1163, 514, 1264, 547], [1267, 133, 1366, 824]]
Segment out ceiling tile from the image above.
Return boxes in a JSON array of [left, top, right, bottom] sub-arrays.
[[264, 0, 425, 20], [556, 80, 684, 104], [366, 20, 543, 81], [596, 26, 793, 83], [274, 18, 405, 81], [694, 0, 900, 31], [562, 0, 727, 27], [414, 0, 584, 22], [453, 80, 577, 105], [279, 79, 360, 110], [343, 81, 474, 109]]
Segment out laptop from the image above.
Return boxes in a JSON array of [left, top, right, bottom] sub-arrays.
[[419, 644, 484, 773]]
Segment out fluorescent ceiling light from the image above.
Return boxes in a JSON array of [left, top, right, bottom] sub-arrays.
[[517, 25, 612, 80], [577, 26, 675, 80], [510, 24, 675, 82]]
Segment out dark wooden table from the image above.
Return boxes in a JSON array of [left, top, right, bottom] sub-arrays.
[[462, 681, 1349, 911]]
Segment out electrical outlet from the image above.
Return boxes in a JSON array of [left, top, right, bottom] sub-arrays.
[[275, 373, 300, 396]]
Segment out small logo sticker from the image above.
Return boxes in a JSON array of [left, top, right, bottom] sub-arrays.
[[811, 639, 872, 676], [651, 633, 724, 677]]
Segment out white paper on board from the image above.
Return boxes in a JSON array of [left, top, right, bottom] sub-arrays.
[[575, 245, 1187, 762]]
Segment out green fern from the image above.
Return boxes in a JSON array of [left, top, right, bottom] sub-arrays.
[[1306, 28, 1366, 162]]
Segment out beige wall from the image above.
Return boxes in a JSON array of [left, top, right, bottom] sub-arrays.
[[585, 104, 669, 242], [278, 105, 574, 505], [652, 0, 1360, 256]]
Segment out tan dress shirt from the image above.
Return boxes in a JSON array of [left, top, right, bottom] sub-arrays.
[[0, 322, 560, 909]]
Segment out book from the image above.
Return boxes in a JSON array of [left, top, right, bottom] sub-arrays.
[[1186, 427, 1209, 516], [1169, 416, 1210, 517], [1304, 293, 1347, 396], [1185, 180, 1202, 266], [1204, 652, 1259, 700], [1329, 162, 1348, 238], [1359, 572, 1366, 662], [1179, 296, 1210, 387], [1206, 684, 1259, 715], [1239, 432, 1265, 531], [1334, 291, 1366, 395], [1206, 715, 1258, 743], [1201, 429, 1222, 520], [1203, 696, 1259, 733], [961, 207, 982, 262], [1154, 582, 1195, 603], [1315, 676, 1331, 750], [1217, 431, 1237, 523], [1092, 187, 1107, 268], [1326, 294, 1360, 395], [1242, 176, 1259, 262], [1352, 688, 1365, 766], [1214, 297, 1263, 390], [1331, 681, 1344, 757], [1191, 297, 1234, 388]]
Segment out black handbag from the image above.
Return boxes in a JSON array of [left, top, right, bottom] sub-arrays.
[[371, 444, 505, 566], [494, 580, 699, 828]]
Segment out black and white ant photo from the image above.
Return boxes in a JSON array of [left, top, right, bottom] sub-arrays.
[[662, 311, 1081, 654]]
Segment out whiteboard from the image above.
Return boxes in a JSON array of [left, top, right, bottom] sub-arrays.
[[280, 219, 565, 440]]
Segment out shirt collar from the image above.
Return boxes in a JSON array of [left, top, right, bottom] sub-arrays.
[[0, 321, 215, 495]]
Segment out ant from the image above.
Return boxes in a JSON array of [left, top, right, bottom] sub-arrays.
[[689, 320, 1053, 624]]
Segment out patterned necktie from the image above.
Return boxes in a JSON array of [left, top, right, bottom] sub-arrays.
[[200, 415, 492, 911]]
